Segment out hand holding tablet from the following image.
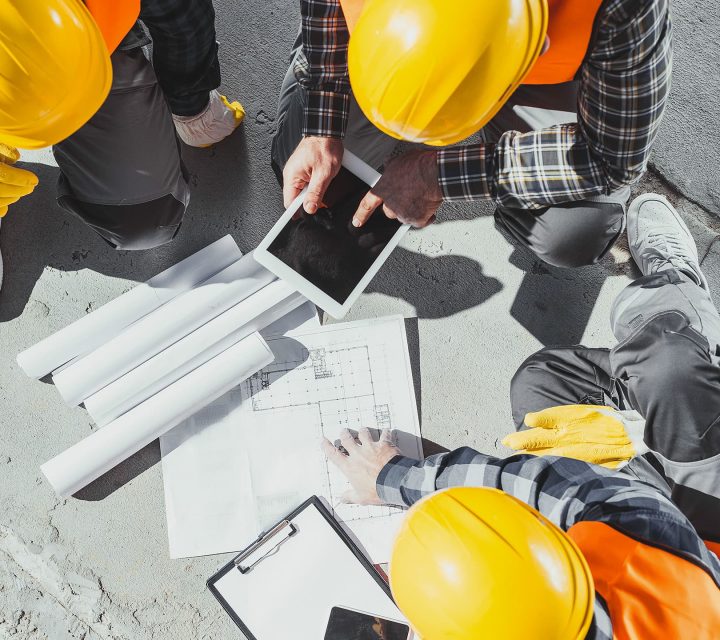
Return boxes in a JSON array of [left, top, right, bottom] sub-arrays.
[[256, 150, 409, 318]]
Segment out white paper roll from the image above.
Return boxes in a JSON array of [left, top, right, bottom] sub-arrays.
[[53, 252, 276, 406], [41, 333, 274, 498], [16, 236, 241, 379], [84, 281, 306, 426]]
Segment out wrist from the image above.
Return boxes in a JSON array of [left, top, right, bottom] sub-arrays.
[[375, 455, 417, 507], [436, 145, 494, 201]]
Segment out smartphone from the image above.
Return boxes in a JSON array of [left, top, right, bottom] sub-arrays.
[[324, 606, 411, 640]]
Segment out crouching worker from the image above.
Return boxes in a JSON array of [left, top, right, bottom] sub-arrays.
[[323, 428, 720, 639], [0, 0, 243, 255], [503, 194, 720, 543]]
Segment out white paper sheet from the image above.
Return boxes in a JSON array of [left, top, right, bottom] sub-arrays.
[[160, 302, 320, 559], [160, 316, 421, 563], [41, 333, 274, 498], [84, 280, 307, 426], [53, 252, 276, 406], [16, 236, 241, 379], [210, 502, 408, 640]]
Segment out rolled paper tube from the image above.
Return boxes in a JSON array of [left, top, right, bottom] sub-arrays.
[[84, 282, 306, 426], [16, 235, 241, 379], [53, 252, 275, 406], [41, 332, 274, 498]]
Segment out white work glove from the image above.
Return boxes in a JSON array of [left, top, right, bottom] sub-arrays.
[[173, 89, 245, 148]]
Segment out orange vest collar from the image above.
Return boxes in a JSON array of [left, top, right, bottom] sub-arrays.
[[568, 521, 720, 640], [523, 0, 604, 85], [85, 0, 141, 55]]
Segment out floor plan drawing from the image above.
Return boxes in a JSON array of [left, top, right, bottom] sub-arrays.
[[160, 314, 421, 563], [237, 316, 422, 561]]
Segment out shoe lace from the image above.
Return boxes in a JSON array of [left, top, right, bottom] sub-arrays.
[[646, 229, 695, 266]]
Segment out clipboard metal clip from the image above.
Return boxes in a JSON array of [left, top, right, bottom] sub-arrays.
[[234, 520, 297, 574]]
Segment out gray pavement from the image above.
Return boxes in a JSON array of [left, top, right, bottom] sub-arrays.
[[1, 1, 719, 637]]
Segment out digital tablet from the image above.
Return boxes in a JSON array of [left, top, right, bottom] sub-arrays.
[[255, 150, 409, 319]]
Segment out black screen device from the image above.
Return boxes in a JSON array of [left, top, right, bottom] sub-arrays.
[[267, 167, 402, 304], [324, 606, 410, 640]]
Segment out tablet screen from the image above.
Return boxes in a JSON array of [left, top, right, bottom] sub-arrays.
[[268, 168, 402, 304]]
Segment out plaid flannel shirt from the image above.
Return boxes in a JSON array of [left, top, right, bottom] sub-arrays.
[[377, 449, 720, 640], [299, 0, 672, 209]]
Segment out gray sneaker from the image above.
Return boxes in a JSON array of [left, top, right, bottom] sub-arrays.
[[627, 193, 708, 291]]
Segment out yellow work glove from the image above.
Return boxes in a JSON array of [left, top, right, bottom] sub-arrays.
[[0, 143, 38, 217], [502, 405, 648, 469]]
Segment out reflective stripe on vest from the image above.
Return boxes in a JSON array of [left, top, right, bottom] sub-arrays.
[[85, 0, 141, 54], [523, 0, 604, 85], [567, 521, 720, 640]]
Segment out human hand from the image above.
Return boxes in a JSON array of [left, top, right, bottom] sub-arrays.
[[321, 428, 401, 505], [282, 136, 344, 213], [352, 149, 442, 229], [0, 143, 38, 217], [502, 405, 648, 469]]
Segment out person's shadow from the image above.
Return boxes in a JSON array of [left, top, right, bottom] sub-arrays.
[[1, 139, 501, 323]]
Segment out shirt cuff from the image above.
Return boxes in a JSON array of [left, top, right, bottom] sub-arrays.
[[303, 90, 350, 139], [437, 145, 495, 201], [376, 455, 418, 507]]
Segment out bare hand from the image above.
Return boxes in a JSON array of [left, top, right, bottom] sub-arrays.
[[282, 136, 343, 213], [321, 428, 401, 505], [353, 150, 442, 229]]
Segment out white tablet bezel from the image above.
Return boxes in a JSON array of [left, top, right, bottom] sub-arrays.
[[255, 149, 409, 319]]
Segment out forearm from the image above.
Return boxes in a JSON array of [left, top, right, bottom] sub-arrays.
[[377, 448, 681, 531], [300, 0, 351, 138], [437, 129, 609, 210], [438, 0, 672, 209]]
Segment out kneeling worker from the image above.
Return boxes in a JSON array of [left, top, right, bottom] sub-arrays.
[[276, 0, 671, 269], [324, 428, 720, 639]]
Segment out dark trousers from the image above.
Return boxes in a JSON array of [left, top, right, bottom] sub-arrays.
[[511, 269, 720, 541], [483, 82, 629, 268], [52, 0, 220, 250]]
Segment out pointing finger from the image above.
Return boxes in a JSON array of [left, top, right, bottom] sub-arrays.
[[352, 190, 383, 227]]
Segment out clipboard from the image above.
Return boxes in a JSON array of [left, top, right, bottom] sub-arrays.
[[207, 496, 408, 640]]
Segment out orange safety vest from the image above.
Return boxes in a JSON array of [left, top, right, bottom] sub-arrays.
[[568, 521, 720, 640], [85, 0, 141, 54], [339, 0, 604, 86]]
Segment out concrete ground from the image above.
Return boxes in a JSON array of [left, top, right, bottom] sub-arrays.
[[1, 1, 719, 638]]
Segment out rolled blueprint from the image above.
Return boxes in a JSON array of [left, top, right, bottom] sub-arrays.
[[53, 252, 276, 406], [84, 281, 306, 425], [16, 235, 241, 379], [41, 332, 274, 498]]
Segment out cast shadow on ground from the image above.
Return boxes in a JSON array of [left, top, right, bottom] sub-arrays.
[[366, 246, 502, 319], [503, 225, 632, 346], [0, 128, 253, 322]]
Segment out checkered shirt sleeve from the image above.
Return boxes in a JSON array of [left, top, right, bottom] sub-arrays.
[[377, 449, 720, 638], [438, 0, 673, 207], [300, 0, 351, 138]]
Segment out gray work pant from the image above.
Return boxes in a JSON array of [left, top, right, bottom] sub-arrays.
[[510, 269, 720, 541], [53, 47, 190, 250], [271, 44, 626, 268], [271, 37, 399, 179]]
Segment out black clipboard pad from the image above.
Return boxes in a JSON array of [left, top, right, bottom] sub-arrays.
[[207, 496, 397, 640]]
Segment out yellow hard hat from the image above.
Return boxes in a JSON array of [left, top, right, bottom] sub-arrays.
[[0, 0, 112, 149], [390, 487, 594, 640], [348, 0, 548, 146]]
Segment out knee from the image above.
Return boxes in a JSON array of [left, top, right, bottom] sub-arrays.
[[526, 201, 625, 268], [510, 348, 568, 428]]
